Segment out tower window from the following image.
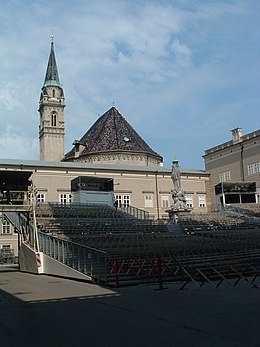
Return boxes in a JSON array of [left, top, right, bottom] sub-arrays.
[[51, 113, 57, 126], [52, 89, 55, 97]]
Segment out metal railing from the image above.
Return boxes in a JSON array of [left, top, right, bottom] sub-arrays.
[[118, 204, 149, 221], [38, 231, 108, 283]]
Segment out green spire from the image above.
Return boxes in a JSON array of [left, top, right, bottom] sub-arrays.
[[44, 35, 60, 87]]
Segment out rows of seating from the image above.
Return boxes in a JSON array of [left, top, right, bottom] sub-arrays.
[[179, 212, 252, 234], [40, 218, 150, 234], [36, 203, 167, 238], [227, 203, 260, 217], [36, 204, 260, 260], [49, 225, 260, 258], [36, 203, 125, 219]]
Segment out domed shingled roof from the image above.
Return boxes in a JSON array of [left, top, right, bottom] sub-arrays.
[[63, 106, 162, 162]]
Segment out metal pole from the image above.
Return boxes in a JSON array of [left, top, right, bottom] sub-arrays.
[[240, 144, 245, 181], [155, 171, 160, 219]]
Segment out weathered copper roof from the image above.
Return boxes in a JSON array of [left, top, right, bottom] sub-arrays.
[[43, 37, 60, 87], [63, 107, 163, 161]]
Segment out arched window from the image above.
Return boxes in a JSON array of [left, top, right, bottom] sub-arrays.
[[52, 89, 55, 97], [51, 113, 57, 126]]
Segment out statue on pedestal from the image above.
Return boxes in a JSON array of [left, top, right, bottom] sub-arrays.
[[166, 159, 192, 227], [171, 160, 181, 192], [170, 160, 187, 210]]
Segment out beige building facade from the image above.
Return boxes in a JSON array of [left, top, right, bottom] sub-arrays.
[[0, 159, 210, 257], [203, 128, 260, 209], [0, 159, 210, 219]]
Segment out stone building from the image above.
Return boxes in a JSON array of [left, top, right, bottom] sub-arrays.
[[1, 38, 258, 259], [0, 38, 211, 256], [1, 159, 210, 218], [0, 158, 210, 257], [203, 127, 260, 209], [35, 37, 211, 215]]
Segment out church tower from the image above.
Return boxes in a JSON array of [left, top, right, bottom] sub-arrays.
[[39, 36, 65, 161]]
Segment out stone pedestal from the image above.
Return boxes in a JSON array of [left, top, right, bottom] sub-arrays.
[[166, 207, 192, 225]]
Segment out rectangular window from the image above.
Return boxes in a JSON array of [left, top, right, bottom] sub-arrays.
[[1, 245, 11, 249], [185, 195, 193, 208], [115, 195, 122, 206], [115, 195, 130, 207], [36, 193, 45, 204], [144, 194, 153, 208], [254, 162, 260, 173], [248, 164, 254, 175], [2, 216, 11, 234], [161, 195, 169, 208], [248, 162, 260, 175], [122, 195, 130, 206], [59, 193, 72, 205], [219, 171, 231, 182], [198, 195, 206, 208]]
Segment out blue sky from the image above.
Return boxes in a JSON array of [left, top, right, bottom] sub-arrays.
[[0, 0, 259, 169]]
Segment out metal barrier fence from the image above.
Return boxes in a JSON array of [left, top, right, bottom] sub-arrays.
[[37, 231, 260, 288], [38, 231, 107, 283], [106, 251, 260, 289]]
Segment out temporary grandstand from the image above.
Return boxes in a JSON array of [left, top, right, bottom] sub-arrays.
[[34, 202, 260, 288], [1, 170, 259, 288]]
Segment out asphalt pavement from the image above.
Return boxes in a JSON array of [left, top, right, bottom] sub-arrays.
[[0, 265, 260, 347]]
